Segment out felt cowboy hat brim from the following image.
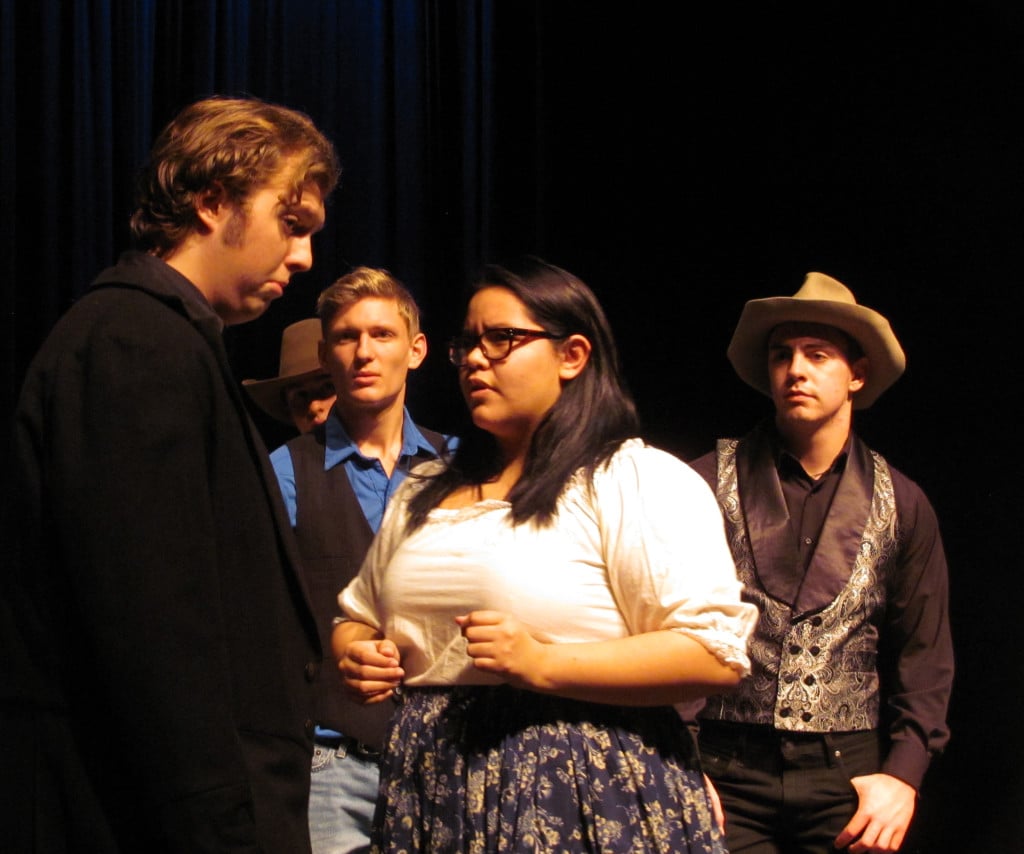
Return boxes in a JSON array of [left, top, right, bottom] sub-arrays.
[[726, 272, 906, 409], [243, 318, 331, 424]]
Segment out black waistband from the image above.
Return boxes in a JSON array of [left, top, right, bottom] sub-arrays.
[[700, 719, 874, 743], [313, 732, 382, 762], [698, 719, 879, 770]]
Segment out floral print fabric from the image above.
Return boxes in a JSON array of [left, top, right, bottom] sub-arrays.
[[371, 685, 726, 853]]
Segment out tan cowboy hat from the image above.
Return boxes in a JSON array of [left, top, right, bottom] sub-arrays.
[[726, 272, 906, 409], [242, 318, 330, 424]]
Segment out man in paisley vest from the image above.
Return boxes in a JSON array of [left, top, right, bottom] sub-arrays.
[[269, 267, 451, 854], [690, 273, 953, 853]]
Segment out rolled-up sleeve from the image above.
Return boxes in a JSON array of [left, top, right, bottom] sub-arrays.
[[596, 443, 758, 674]]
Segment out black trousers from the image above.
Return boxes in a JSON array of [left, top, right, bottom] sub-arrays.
[[699, 720, 882, 854]]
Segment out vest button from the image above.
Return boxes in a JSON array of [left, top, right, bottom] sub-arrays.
[[304, 661, 319, 681], [801, 712, 813, 722], [789, 644, 801, 655], [804, 674, 816, 685]]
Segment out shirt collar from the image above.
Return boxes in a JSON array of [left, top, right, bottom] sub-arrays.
[[322, 407, 433, 471], [768, 420, 852, 483]]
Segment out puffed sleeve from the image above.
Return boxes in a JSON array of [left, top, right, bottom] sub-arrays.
[[594, 441, 758, 674], [337, 459, 445, 627]]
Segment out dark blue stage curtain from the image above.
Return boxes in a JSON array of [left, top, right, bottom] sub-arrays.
[[2, 5, 1023, 851], [1, 0, 502, 446]]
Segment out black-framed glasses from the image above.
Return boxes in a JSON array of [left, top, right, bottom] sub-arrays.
[[447, 327, 563, 367]]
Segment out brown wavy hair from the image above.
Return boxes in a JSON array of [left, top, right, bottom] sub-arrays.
[[130, 95, 340, 255]]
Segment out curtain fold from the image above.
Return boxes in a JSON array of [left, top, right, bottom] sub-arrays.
[[1, 0, 504, 447]]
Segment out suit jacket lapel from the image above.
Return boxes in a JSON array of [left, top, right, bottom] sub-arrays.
[[195, 314, 323, 651]]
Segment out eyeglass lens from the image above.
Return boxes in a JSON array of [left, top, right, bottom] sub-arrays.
[[448, 329, 554, 366]]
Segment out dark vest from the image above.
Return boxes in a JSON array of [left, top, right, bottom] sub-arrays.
[[700, 428, 899, 733], [287, 423, 446, 747]]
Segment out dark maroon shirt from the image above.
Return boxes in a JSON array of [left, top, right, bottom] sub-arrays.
[[690, 423, 953, 789]]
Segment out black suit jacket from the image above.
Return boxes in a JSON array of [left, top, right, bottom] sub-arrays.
[[2, 252, 322, 852]]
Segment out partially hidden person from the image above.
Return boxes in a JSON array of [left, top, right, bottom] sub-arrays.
[[245, 317, 338, 435]]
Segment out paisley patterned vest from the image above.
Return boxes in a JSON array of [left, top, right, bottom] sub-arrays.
[[701, 429, 899, 732]]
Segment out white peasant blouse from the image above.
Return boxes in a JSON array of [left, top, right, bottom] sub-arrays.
[[339, 439, 757, 719]]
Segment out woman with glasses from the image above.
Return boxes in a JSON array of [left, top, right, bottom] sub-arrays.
[[333, 257, 757, 853]]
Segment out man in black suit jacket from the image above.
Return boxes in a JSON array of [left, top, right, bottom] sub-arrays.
[[2, 96, 340, 852]]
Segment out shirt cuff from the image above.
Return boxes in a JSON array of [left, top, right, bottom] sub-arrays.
[[881, 734, 933, 790]]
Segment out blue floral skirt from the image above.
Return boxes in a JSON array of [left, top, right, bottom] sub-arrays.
[[370, 685, 725, 853]]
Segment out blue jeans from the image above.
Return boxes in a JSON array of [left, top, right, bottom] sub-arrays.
[[308, 739, 381, 854]]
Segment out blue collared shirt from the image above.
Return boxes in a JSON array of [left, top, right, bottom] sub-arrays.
[[270, 408, 450, 741], [270, 406, 444, 532]]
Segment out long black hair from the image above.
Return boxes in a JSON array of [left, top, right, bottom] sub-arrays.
[[406, 256, 640, 531]]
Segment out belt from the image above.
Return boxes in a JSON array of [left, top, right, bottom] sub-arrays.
[[314, 732, 382, 763], [699, 720, 878, 771]]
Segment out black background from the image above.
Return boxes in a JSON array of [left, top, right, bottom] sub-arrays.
[[4, 4, 1021, 849]]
